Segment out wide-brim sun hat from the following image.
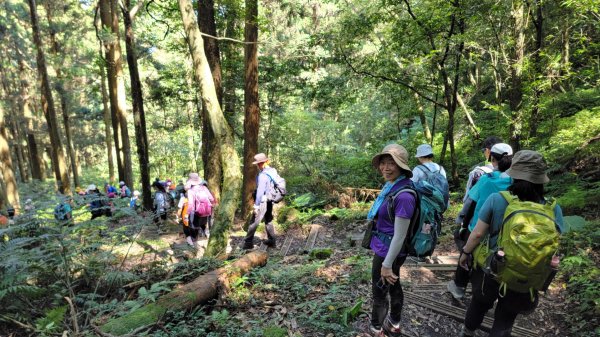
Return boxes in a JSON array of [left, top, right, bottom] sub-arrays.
[[415, 144, 434, 158], [186, 172, 202, 186], [490, 143, 513, 156], [371, 144, 412, 177], [252, 153, 270, 164], [506, 150, 550, 184]]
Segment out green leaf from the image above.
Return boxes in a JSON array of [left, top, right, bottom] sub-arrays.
[[563, 215, 587, 233]]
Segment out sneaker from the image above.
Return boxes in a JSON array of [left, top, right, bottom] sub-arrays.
[[460, 325, 475, 337], [186, 236, 194, 246], [382, 316, 401, 337], [369, 324, 386, 337], [447, 280, 466, 300]]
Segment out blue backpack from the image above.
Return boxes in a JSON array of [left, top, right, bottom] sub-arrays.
[[54, 203, 68, 221], [373, 181, 446, 257], [417, 164, 449, 211]]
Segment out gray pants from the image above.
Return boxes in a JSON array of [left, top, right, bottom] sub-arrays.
[[244, 201, 276, 244]]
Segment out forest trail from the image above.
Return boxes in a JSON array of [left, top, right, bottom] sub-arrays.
[[134, 213, 570, 337]]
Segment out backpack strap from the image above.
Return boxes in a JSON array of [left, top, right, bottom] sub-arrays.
[[373, 183, 421, 248], [263, 172, 278, 187], [418, 164, 440, 175]]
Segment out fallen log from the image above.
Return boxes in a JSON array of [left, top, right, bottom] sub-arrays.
[[100, 251, 268, 336]]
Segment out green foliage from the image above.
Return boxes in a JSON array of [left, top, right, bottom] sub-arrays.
[[558, 220, 600, 336], [35, 305, 67, 336], [340, 300, 363, 327], [263, 325, 288, 337], [309, 248, 333, 260]]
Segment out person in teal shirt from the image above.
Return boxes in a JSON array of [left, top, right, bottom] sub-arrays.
[[448, 143, 513, 300]]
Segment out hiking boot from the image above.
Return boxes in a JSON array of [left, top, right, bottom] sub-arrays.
[[242, 242, 254, 250], [382, 316, 401, 337], [186, 236, 194, 246], [263, 239, 276, 248], [369, 324, 386, 337], [460, 325, 475, 337], [447, 280, 466, 300]]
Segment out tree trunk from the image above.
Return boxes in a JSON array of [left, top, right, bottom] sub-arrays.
[[8, 114, 28, 183], [179, 0, 243, 257], [222, 5, 238, 128], [413, 92, 432, 142], [100, 251, 268, 336], [121, 1, 152, 210], [0, 96, 21, 212], [44, 1, 79, 188], [508, 0, 525, 151], [242, 0, 260, 216], [198, 0, 223, 202], [99, 48, 116, 183], [99, 0, 133, 188], [27, 0, 70, 194], [529, 0, 543, 138]]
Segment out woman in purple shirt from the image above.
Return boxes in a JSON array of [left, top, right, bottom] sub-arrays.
[[367, 144, 417, 337]]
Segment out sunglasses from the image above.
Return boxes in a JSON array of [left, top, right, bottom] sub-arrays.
[[376, 278, 389, 290]]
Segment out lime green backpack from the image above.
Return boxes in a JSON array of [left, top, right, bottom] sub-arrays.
[[474, 191, 560, 298]]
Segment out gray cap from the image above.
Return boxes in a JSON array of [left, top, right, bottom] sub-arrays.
[[415, 144, 433, 158], [506, 150, 550, 184]]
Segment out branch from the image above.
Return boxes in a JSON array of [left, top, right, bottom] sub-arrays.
[[200, 31, 259, 44], [64, 296, 80, 335], [340, 48, 446, 108], [129, 0, 145, 19]]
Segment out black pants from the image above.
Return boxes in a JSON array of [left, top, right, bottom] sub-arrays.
[[371, 253, 407, 328], [464, 268, 538, 337], [189, 215, 208, 239], [244, 201, 276, 244]]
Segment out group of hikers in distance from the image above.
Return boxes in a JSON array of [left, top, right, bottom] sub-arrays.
[[365, 137, 563, 337]]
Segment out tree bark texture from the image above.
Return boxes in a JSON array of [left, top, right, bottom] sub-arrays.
[[508, 0, 525, 151], [222, 5, 238, 128], [100, 251, 268, 336], [198, 0, 223, 203], [122, 1, 152, 210], [179, 0, 243, 257], [413, 92, 432, 142], [529, 0, 543, 138], [99, 0, 133, 188], [44, 1, 79, 188], [242, 0, 260, 216], [27, 0, 70, 194], [99, 48, 116, 183], [0, 96, 21, 212]]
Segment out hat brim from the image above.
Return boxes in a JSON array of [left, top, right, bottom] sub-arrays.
[[506, 168, 550, 184], [252, 158, 269, 164], [371, 153, 412, 178]]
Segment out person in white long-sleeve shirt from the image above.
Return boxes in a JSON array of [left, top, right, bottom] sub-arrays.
[[243, 153, 278, 249], [410, 144, 447, 183]]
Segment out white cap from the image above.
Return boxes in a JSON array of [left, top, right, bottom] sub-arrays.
[[415, 144, 433, 158], [86, 184, 97, 192], [490, 143, 513, 156], [119, 181, 125, 186]]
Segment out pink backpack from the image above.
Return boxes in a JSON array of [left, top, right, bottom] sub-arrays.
[[193, 188, 212, 217]]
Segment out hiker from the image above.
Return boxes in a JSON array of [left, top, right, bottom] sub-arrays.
[[448, 143, 513, 300], [104, 183, 118, 198], [54, 196, 74, 225], [366, 144, 417, 337], [185, 173, 215, 241], [411, 144, 447, 181], [119, 181, 132, 198], [152, 181, 169, 231], [87, 184, 111, 219], [177, 191, 200, 247], [455, 137, 503, 251], [457, 150, 564, 337], [130, 190, 140, 210], [243, 153, 281, 249]]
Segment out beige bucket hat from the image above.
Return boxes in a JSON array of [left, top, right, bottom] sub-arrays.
[[371, 144, 412, 177], [506, 150, 550, 184], [186, 172, 202, 186], [252, 153, 270, 164]]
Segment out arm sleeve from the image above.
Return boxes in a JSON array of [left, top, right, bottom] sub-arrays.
[[177, 197, 185, 209], [382, 217, 411, 268], [439, 165, 447, 178], [255, 174, 269, 206]]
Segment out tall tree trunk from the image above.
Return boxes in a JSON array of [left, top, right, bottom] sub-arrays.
[[179, 0, 242, 257], [198, 0, 223, 202], [0, 109, 20, 212], [121, 0, 152, 210], [99, 0, 133, 188], [44, 1, 79, 188], [413, 92, 432, 142], [529, 0, 543, 138], [27, 0, 70, 194], [222, 5, 238, 127], [508, 0, 525, 151], [8, 114, 28, 183], [99, 48, 116, 183], [242, 0, 260, 216]]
